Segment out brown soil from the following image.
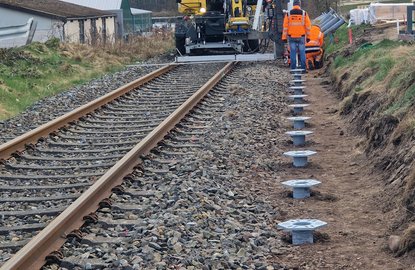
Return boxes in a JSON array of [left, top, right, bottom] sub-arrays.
[[249, 70, 415, 269]]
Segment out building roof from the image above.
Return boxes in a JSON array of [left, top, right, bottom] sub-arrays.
[[60, 0, 123, 11], [61, 0, 152, 16], [131, 8, 151, 15], [0, 0, 115, 21]]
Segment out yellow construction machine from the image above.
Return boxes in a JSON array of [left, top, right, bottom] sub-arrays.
[[175, 0, 288, 59]]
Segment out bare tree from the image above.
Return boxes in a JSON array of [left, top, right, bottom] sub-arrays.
[[302, 0, 340, 18]]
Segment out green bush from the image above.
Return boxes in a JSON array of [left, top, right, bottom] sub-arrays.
[[45, 38, 60, 49]]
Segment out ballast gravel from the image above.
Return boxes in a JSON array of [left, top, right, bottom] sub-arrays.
[[50, 61, 294, 270]]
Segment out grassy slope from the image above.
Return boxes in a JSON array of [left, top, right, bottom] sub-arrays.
[[0, 34, 174, 120], [327, 25, 415, 119], [326, 25, 415, 255]]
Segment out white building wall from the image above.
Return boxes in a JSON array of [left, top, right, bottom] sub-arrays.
[[65, 17, 116, 44], [57, 1, 123, 38], [97, 17, 116, 42], [105, 17, 116, 42], [0, 7, 116, 47], [0, 7, 63, 47], [83, 19, 91, 43], [65, 20, 80, 43]]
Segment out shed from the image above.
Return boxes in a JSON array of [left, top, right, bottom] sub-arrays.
[[61, 0, 152, 36], [0, 0, 116, 47]]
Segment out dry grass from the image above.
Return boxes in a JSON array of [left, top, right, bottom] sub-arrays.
[[60, 31, 174, 67], [383, 46, 415, 100], [0, 104, 11, 119], [396, 224, 415, 256], [402, 167, 415, 212], [334, 44, 415, 116]]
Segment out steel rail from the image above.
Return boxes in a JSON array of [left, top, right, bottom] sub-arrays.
[[1, 61, 236, 270], [0, 64, 176, 160]]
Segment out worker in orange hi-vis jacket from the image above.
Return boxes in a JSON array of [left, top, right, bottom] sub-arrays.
[[305, 25, 325, 70], [306, 25, 324, 47], [282, 0, 311, 72]]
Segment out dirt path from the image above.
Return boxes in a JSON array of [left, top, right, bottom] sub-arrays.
[[266, 72, 407, 269]]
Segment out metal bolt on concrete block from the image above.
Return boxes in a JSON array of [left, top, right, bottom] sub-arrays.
[[289, 86, 306, 95], [281, 179, 321, 199], [278, 219, 327, 245], [288, 94, 308, 103], [289, 69, 305, 75], [290, 80, 305, 86], [286, 116, 311, 129], [288, 103, 309, 114], [283, 150, 317, 167], [293, 74, 303, 80], [285, 130, 313, 146]]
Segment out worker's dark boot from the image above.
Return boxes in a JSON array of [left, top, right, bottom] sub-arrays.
[[307, 60, 314, 70]]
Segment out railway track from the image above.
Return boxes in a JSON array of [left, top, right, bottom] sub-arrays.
[[50, 80, 239, 270], [0, 62, 235, 269], [41, 63, 286, 270]]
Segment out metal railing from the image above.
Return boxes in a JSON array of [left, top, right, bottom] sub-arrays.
[[0, 18, 37, 46]]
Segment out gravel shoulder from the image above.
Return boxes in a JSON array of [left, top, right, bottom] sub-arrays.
[[205, 64, 406, 269], [266, 72, 405, 269]]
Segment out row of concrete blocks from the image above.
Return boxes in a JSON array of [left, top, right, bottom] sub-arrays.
[[284, 71, 315, 167], [278, 69, 327, 245]]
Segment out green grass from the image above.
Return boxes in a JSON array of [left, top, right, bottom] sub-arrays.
[[355, 86, 364, 92], [324, 24, 349, 55], [389, 69, 415, 90], [0, 33, 174, 120], [325, 22, 415, 118], [374, 57, 394, 81], [385, 85, 415, 115], [0, 43, 118, 118], [330, 37, 401, 70], [324, 24, 372, 55]]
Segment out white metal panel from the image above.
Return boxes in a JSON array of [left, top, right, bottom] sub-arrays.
[[60, 0, 122, 10], [131, 8, 152, 15], [0, 6, 62, 48], [0, 18, 32, 40], [252, 0, 263, 31]]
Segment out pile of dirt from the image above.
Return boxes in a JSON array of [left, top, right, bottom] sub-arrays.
[[325, 24, 415, 258]]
